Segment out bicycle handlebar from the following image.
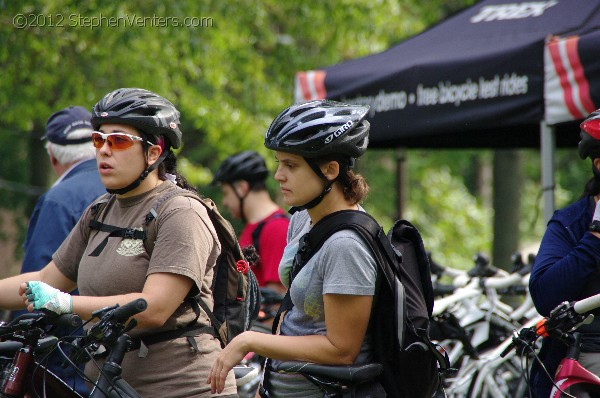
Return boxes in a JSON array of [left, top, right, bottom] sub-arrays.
[[573, 292, 600, 314], [503, 292, 600, 358], [71, 298, 148, 365], [480, 272, 524, 289], [0, 312, 82, 335], [111, 298, 147, 322]]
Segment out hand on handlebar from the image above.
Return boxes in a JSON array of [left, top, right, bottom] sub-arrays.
[[23, 281, 72, 315]]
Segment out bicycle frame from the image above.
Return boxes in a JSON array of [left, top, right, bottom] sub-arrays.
[[505, 292, 600, 398], [550, 332, 600, 398], [551, 358, 600, 397]]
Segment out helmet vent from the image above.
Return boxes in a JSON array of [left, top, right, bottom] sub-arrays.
[[110, 100, 136, 112], [334, 109, 353, 116], [300, 111, 326, 124]]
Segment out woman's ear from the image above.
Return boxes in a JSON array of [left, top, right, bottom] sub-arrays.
[[322, 161, 340, 181], [594, 157, 600, 172], [147, 144, 163, 165]]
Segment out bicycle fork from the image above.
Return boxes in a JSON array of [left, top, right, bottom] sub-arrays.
[[89, 335, 142, 398]]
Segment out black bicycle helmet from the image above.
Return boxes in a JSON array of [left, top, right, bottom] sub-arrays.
[[265, 100, 370, 213], [212, 151, 269, 184], [91, 88, 182, 149], [579, 109, 600, 159], [91, 88, 181, 195], [264, 100, 369, 159]]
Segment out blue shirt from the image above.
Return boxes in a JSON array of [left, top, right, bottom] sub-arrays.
[[529, 195, 600, 397], [19, 158, 104, 394], [21, 159, 105, 272]]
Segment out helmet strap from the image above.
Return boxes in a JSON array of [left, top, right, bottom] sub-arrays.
[[289, 158, 335, 214], [593, 161, 600, 179], [106, 148, 170, 195], [232, 182, 248, 223]]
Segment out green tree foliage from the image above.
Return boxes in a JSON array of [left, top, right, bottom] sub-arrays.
[[15, 0, 590, 274]]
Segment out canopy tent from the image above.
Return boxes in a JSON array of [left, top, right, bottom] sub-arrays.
[[295, 0, 600, 221]]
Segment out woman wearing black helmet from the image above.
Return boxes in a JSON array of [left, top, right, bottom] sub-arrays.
[[209, 100, 381, 397], [0, 88, 237, 397], [530, 110, 600, 397]]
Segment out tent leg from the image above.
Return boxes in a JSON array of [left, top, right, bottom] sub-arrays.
[[396, 148, 406, 220], [541, 122, 555, 223]]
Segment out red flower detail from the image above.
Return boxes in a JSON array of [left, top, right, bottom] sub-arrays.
[[236, 260, 249, 275]]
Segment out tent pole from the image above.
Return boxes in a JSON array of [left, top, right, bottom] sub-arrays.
[[396, 148, 406, 219], [541, 121, 556, 223]]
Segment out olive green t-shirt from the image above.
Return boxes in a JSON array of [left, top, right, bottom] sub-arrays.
[[53, 182, 236, 397]]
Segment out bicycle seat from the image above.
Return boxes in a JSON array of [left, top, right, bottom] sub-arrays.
[[0, 341, 23, 355], [272, 361, 383, 383]]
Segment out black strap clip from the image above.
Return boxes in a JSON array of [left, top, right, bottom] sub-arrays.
[[124, 228, 136, 239]]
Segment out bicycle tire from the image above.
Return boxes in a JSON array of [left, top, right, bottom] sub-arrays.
[[468, 355, 525, 398]]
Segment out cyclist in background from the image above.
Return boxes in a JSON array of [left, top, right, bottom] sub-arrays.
[[530, 109, 600, 398], [0, 88, 237, 398], [209, 100, 383, 397], [17, 106, 104, 395], [212, 151, 289, 294]]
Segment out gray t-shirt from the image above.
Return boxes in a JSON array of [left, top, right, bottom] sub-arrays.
[[268, 209, 377, 397]]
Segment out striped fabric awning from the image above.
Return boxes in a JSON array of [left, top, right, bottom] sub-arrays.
[[544, 35, 596, 124]]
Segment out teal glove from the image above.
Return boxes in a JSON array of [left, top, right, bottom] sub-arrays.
[[25, 281, 72, 314]]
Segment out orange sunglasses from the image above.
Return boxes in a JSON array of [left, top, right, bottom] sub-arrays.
[[92, 132, 154, 150]]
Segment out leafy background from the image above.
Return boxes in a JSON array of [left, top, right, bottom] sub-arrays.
[[0, 0, 590, 276]]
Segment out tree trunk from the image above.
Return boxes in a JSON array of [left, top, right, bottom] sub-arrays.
[[492, 150, 523, 270]]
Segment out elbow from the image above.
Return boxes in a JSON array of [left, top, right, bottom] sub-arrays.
[[143, 317, 167, 329], [139, 311, 171, 329], [335, 355, 357, 366], [329, 347, 360, 365]]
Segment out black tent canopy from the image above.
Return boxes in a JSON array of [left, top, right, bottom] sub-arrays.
[[295, 0, 600, 219]]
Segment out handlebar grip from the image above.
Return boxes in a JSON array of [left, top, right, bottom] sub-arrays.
[[112, 298, 147, 322], [574, 293, 600, 314], [46, 312, 83, 328], [433, 284, 455, 296]]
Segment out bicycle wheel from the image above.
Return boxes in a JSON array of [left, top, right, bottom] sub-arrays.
[[468, 354, 526, 398]]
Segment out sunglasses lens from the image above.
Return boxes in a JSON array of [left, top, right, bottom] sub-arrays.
[[109, 134, 135, 150], [91, 133, 136, 150], [91, 133, 104, 149]]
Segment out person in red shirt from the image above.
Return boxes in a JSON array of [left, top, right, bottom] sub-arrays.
[[213, 151, 289, 294]]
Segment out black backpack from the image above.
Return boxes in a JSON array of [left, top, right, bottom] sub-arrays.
[[87, 188, 260, 348], [283, 210, 449, 397]]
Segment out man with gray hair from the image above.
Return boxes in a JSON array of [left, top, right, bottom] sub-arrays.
[[18, 105, 104, 394]]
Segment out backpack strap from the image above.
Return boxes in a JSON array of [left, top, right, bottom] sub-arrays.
[[250, 212, 288, 254], [145, 190, 254, 347], [87, 194, 150, 257], [88, 188, 237, 349], [271, 210, 391, 334], [271, 210, 450, 374]]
